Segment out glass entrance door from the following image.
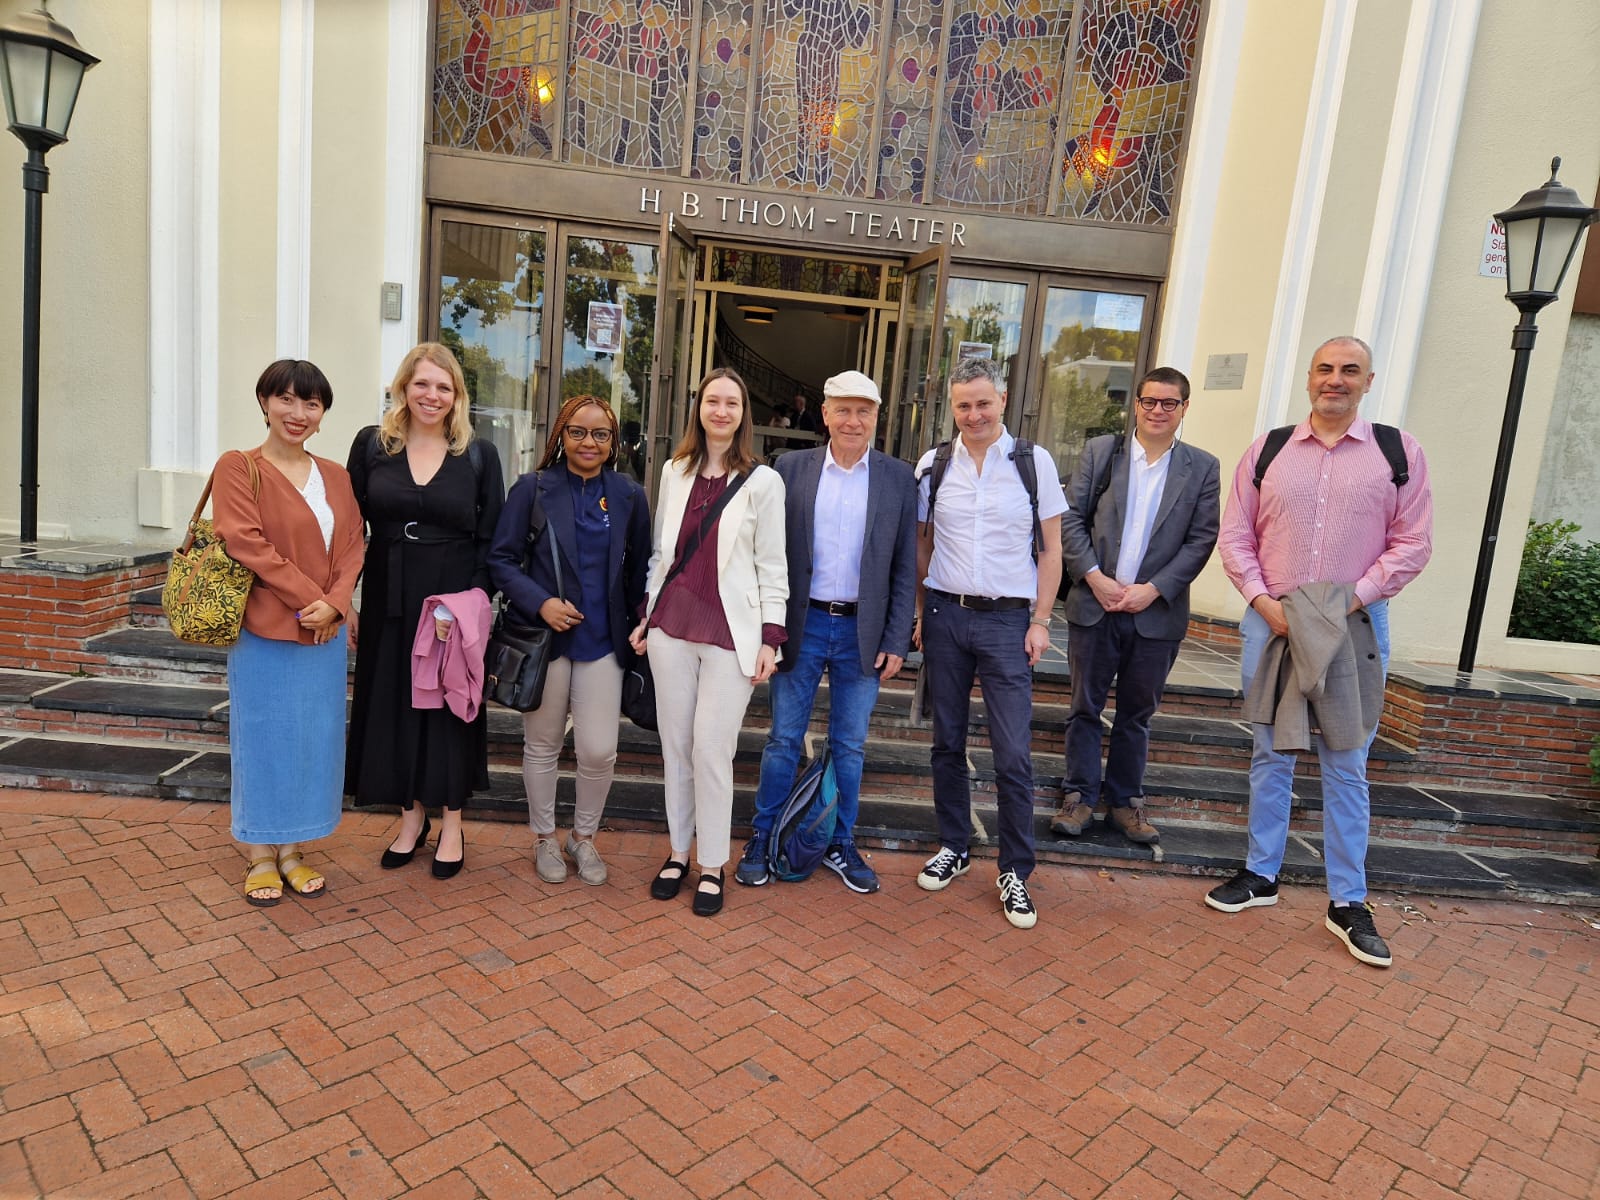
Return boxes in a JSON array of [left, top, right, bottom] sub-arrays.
[[884, 245, 949, 462], [648, 215, 700, 493], [432, 213, 549, 479], [1033, 282, 1153, 471]]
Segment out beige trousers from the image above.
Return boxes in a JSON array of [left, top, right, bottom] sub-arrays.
[[648, 630, 755, 870], [521, 653, 624, 839]]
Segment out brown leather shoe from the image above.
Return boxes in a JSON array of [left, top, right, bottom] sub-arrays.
[[1110, 803, 1160, 844], [1050, 797, 1095, 837]]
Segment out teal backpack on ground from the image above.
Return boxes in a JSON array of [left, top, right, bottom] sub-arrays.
[[768, 750, 838, 882]]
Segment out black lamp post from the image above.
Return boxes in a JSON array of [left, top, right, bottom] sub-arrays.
[[1458, 158, 1599, 675], [0, 5, 97, 544]]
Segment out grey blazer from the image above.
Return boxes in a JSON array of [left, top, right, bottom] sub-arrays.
[[774, 447, 919, 675], [1061, 435, 1221, 641]]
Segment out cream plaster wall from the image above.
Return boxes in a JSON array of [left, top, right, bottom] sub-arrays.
[[1397, 1, 1600, 671], [305, 0, 389, 458], [1163, 0, 1325, 622], [1534, 313, 1600, 536], [0, 0, 149, 540]]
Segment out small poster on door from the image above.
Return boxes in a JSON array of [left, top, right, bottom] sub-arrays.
[[585, 302, 624, 353], [957, 341, 993, 360]]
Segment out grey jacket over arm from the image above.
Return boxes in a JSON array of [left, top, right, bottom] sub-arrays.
[[1060, 434, 1221, 641]]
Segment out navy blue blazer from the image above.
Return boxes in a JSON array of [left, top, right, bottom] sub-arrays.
[[1060, 435, 1220, 641], [774, 447, 919, 675], [487, 466, 651, 664]]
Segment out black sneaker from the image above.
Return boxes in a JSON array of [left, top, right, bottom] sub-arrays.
[[1325, 902, 1393, 968], [822, 841, 880, 893], [916, 847, 970, 892], [997, 870, 1037, 929], [734, 833, 770, 887], [1204, 868, 1279, 913]]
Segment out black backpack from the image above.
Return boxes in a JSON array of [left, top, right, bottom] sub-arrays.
[[920, 437, 1047, 560], [1252, 423, 1409, 489]]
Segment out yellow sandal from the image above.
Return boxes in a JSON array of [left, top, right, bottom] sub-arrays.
[[244, 858, 283, 907], [277, 852, 324, 897]]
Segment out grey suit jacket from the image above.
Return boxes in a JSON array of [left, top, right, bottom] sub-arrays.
[[1061, 435, 1221, 641], [774, 447, 919, 675]]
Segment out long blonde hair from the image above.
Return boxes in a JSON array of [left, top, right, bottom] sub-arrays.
[[378, 343, 474, 454]]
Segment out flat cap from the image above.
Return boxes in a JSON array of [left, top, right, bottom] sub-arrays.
[[822, 370, 882, 404]]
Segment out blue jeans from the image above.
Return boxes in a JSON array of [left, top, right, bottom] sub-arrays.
[[1064, 613, 1182, 807], [922, 599, 1036, 878], [1240, 599, 1390, 902], [752, 606, 881, 839]]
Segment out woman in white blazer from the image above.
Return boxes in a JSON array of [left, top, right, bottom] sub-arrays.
[[629, 367, 788, 916]]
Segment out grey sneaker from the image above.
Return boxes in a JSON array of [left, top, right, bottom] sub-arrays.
[[565, 834, 608, 886], [534, 836, 567, 884]]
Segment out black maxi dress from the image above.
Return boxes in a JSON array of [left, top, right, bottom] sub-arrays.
[[345, 426, 505, 809]]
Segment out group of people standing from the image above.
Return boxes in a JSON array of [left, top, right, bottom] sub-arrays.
[[210, 333, 1432, 967]]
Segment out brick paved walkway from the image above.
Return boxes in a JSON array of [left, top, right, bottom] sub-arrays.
[[2, 789, 1596, 1199]]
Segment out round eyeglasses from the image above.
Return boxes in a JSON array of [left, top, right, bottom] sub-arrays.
[[564, 426, 613, 444]]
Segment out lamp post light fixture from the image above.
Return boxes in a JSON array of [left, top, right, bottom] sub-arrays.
[[0, 5, 98, 543], [1458, 157, 1598, 676]]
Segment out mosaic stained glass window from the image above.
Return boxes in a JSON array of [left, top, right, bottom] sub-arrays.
[[431, 0, 1201, 225], [565, 0, 691, 170], [433, 0, 563, 159], [1057, 0, 1200, 223], [749, 0, 882, 195], [931, 0, 1075, 213], [709, 247, 882, 298], [689, 0, 751, 180]]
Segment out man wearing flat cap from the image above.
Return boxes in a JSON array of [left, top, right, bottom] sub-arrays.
[[737, 370, 919, 893]]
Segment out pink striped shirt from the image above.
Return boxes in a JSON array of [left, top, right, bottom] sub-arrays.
[[1218, 419, 1432, 609]]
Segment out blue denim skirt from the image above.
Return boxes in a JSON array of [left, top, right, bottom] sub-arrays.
[[228, 627, 347, 843]]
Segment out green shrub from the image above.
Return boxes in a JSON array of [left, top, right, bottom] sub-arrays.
[[1508, 519, 1600, 645]]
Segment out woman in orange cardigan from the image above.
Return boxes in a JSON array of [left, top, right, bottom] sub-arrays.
[[213, 360, 365, 905]]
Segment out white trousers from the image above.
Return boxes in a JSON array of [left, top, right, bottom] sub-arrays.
[[648, 630, 755, 870], [521, 654, 624, 839]]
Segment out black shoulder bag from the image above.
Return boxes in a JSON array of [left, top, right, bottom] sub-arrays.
[[484, 482, 564, 712], [621, 469, 750, 731]]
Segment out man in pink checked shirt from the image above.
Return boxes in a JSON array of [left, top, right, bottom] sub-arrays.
[[1205, 336, 1433, 969]]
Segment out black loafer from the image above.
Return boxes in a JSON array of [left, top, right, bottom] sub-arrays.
[[380, 814, 430, 870], [651, 857, 689, 900], [692, 868, 725, 917]]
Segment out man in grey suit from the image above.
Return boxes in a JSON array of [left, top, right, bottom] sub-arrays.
[[1053, 366, 1220, 845], [737, 370, 919, 893]]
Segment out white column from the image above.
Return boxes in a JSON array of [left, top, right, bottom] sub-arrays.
[[147, 0, 220, 475], [1154, 0, 1246, 378], [1258, 0, 1359, 432], [379, 0, 430, 418], [276, 0, 315, 358], [1354, 0, 1482, 425]]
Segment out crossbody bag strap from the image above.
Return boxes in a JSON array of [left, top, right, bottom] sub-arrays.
[[521, 471, 566, 604], [660, 468, 749, 592], [180, 450, 259, 553]]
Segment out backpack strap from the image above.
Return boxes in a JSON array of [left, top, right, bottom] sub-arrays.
[[1253, 422, 1409, 488], [1087, 434, 1124, 521], [919, 439, 955, 522], [1372, 423, 1409, 486], [1251, 425, 1295, 489], [1009, 438, 1042, 560]]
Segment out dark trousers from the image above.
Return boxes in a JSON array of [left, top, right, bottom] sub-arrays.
[[1064, 612, 1182, 807], [922, 599, 1036, 878]]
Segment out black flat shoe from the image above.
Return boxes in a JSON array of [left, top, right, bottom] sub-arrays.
[[651, 857, 689, 900], [432, 830, 464, 880], [692, 868, 725, 917], [380, 814, 430, 870]]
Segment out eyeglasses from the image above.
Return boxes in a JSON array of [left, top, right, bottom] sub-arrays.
[[1135, 396, 1185, 412], [564, 426, 613, 445]]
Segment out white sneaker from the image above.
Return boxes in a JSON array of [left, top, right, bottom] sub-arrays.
[[997, 870, 1037, 929], [917, 847, 970, 892]]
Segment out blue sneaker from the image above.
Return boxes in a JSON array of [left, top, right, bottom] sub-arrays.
[[822, 840, 880, 894], [734, 832, 770, 887]]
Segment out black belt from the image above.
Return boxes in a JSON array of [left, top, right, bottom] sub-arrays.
[[928, 588, 1030, 612], [810, 599, 858, 616], [373, 522, 466, 619]]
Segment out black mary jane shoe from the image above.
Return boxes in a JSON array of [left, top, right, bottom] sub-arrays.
[[431, 830, 465, 880], [650, 857, 690, 901], [692, 869, 725, 918], [380, 814, 431, 870]]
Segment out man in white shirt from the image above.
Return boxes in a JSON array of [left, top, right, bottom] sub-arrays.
[[1055, 367, 1220, 845], [912, 357, 1065, 929], [738, 371, 919, 893]]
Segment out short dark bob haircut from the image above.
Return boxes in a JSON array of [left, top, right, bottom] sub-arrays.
[[255, 359, 334, 409]]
